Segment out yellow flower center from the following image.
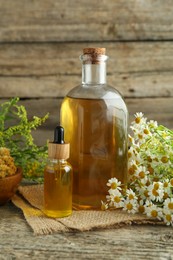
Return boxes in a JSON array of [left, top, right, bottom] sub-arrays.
[[128, 164, 137, 175], [114, 196, 121, 203], [138, 134, 143, 139], [163, 182, 169, 188], [129, 194, 134, 200], [168, 202, 173, 210], [151, 210, 158, 218], [161, 156, 169, 163], [147, 156, 152, 162], [154, 183, 159, 190], [138, 205, 145, 214], [146, 180, 151, 186], [163, 192, 169, 199], [148, 166, 154, 174], [144, 190, 149, 197], [153, 177, 159, 182], [126, 203, 133, 210], [128, 167, 136, 175], [128, 151, 132, 158], [139, 171, 145, 179], [111, 183, 117, 189], [129, 136, 133, 142], [170, 179, 173, 186], [135, 117, 141, 124], [144, 129, 150, 135], [152, 189, 159, 197], [166, 214, 172, 222]]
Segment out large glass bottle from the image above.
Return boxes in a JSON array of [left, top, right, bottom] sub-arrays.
[[60, 47, 128, 209]]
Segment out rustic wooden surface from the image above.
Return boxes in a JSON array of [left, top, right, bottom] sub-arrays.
[[0, 202, 173, 260], [0, 0, 173, 42], [0, 42, 173, 98]]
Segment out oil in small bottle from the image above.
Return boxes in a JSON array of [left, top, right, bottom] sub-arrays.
[[44, 126, 73, 218]]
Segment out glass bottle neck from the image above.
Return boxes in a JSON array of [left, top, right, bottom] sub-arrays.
[[48, 158, 66, 164], [82, 63, 106, 84]]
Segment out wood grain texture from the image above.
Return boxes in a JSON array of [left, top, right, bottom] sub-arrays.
[[0, 42, 173, 98], [0, 0, 173, 42], [0, 73, 173, 99], [1, 42, 173, 76], [0, 202, 173, 259]]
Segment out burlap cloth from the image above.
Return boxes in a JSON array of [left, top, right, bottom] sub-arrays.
[[11, 185, 162, 235]]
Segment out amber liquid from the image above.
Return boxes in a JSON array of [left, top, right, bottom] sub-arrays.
[[61, 97, 127, 209], [44, 162, 72, 218]]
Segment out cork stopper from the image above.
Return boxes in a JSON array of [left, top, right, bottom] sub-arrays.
[[48, 126, 70, 160], [82, 48, 106, 64], [83, 48, 106, 56]]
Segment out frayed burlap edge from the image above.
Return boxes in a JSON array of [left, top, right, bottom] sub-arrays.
[[11, 185, 164, 235], [12, 194, 69, 235]]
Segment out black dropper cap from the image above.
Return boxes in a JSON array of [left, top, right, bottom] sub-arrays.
[[48, 126, 70, 160], [53, 126, 65, 144]]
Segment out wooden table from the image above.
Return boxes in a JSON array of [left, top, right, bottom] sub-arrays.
[[0, 202, 173, 259]]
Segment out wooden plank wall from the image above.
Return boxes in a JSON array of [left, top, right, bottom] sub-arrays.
[[0, 0, 173, 145]]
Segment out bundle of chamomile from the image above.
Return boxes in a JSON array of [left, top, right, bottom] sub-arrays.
[[102, 113, 173, 226]]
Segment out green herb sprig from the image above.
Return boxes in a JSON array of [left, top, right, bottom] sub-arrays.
[[0, 97, 49, 181]]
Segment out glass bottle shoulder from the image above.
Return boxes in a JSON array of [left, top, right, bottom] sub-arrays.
[[67, 84, 123, 100], [63, 84, 128, 113]]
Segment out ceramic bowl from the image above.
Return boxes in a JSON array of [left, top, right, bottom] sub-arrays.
[[0, 167, 22, 205]]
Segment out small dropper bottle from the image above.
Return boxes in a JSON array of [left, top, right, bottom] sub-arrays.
[[44, 126, 73, 218]]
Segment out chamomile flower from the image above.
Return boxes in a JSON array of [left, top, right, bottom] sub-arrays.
[[134, 165, 149, 184], [163, 198, 173, 212], [147, 120, 158, 131], [126, 189, 137, 201], [162, 209, 173, 226], [137, 200, 146, 214], [113, 197, 124, 209], [133, 112, 146, 125], [123, 199, 137, 214], [163, 179, 172, 193], [128, 159, 138, 172], [107, 178, 121, 191], [143, 125, 152, 137], [135, 185, 149, 200], [145, 203, 162, 220], [148, 182, 164, 202], [106, 189, 124, 208], [130, 126, 144, 142]]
